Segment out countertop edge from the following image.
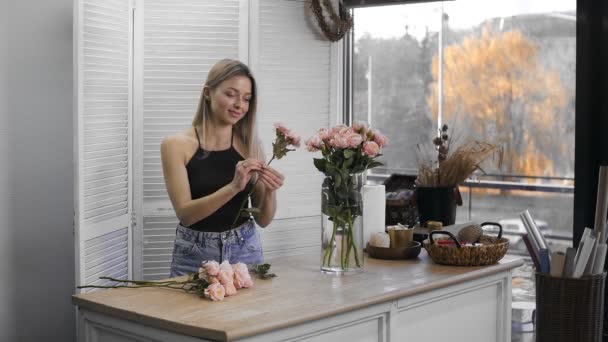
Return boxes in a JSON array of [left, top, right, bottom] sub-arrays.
[[73, 258, 523, 341], [225, 258, 524, 340], [72, 296, 229, 341]]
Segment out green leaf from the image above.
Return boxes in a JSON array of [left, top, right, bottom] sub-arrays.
[[251, 263, 277, 279], [334, 174, 342, 188], [351, 165, 365, 174], [343, 149, 355, 159], [313, 158, 326, 172], [256, 263, 271, 273], [343, 156, 354, 169], [326, 206, 338, 217]]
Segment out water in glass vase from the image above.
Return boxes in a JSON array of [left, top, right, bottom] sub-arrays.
[[320, 173, 364, 275]]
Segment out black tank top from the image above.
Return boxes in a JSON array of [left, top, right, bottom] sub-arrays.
[[184, 127, 251, 232]]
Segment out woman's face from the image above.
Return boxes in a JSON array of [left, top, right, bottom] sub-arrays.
[[208, 75, 252, 126]]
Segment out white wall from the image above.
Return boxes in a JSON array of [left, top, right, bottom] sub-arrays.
[[0, 2, 13, 340], [2, 1, 75, 341]]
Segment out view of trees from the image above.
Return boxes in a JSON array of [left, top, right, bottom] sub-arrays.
[[354, 13, 576, 179], [428, 26, 568, 177]]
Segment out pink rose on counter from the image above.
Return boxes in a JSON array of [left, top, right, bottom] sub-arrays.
[[218, 261, 234, 286], [224, 282, 237, 296], [232, 262, 254, 289], [79, 259, 277, 302], [202, 260, 220, 276], [219, 260, 233, 272], [206, 283, 225, 301]]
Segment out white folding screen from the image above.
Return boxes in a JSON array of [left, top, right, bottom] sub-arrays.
[[250, 0, 340, 259], [74, 0, 133, 291], [132, 0, 248, 280], [75, 0, 340, 281]]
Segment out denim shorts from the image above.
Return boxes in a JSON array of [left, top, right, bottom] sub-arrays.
[[169, 219, 264, 277]]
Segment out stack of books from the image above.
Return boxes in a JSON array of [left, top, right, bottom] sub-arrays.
[[521, 165, 608, 278]]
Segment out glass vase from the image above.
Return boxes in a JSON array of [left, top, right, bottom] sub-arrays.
[[320, 172, 365, 275]]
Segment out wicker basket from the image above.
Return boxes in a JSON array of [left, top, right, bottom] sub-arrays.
[[423, 222, 509, 266], [536, 272, 606, 342]]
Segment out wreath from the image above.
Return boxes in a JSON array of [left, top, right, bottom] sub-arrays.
[[310, 0, 353, 42]]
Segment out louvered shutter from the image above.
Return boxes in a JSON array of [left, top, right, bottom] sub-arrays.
[[74, 0, 133, 291], [250, 0, 340, 259], [133, 0, 248, 280]]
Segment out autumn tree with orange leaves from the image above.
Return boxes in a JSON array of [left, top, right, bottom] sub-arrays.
[[428, 27, 569, 177]]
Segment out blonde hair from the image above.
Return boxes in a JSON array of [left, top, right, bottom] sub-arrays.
[[192, 59, 261, 159]]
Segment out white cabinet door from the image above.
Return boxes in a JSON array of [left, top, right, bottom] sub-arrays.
[[74, 0, 133, 292]]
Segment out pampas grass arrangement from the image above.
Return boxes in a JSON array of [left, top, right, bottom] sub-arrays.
[[417, 125, 503, 187]]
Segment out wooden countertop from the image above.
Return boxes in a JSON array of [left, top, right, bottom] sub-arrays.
[[73, 251, 523, 341]]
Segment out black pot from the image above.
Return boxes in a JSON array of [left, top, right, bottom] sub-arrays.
[[416, 186, 458, 226]]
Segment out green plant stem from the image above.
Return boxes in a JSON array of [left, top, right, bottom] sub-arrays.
[[77, 277, 197, 291], [323, 220, 337, 267], [99, 277, 182, 285], [231, 155, 276, 229], [344, 220, 351, 268], [341, 224, 346, 269], [344, 225, 350, 269], [346, 211, 361, 267], [78, 284, 189, 290]]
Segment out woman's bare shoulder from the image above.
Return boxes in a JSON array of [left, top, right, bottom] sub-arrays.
[[162, 128, 196, 148], [161, 128, 198, 160]]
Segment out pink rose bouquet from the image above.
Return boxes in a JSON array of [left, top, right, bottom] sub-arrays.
[[306, 122, 388, 271], [78, 260, 276, 302]]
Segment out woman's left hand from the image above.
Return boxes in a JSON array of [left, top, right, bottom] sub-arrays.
[[257, 165, 284, 193]]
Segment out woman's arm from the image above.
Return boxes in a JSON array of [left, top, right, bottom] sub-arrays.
[[161, 136, 262, 227]]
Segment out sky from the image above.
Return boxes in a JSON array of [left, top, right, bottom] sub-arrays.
[[354, 0, 576, 41]]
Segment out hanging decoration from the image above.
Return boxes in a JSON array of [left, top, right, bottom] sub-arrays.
[[310, 0, 353, 42]]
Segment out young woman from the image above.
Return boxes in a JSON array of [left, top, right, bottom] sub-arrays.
[[161, 59, 284, 277]]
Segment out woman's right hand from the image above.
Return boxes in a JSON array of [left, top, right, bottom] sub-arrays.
[[230, 159, 264, 192]]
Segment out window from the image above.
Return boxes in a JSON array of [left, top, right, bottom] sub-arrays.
[[351, 0, 576, 253]]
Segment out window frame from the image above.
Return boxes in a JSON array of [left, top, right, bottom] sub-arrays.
[[343, 0, 608, 248]]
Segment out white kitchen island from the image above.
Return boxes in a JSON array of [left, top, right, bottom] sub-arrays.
[[72, 251, 523, 342]]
